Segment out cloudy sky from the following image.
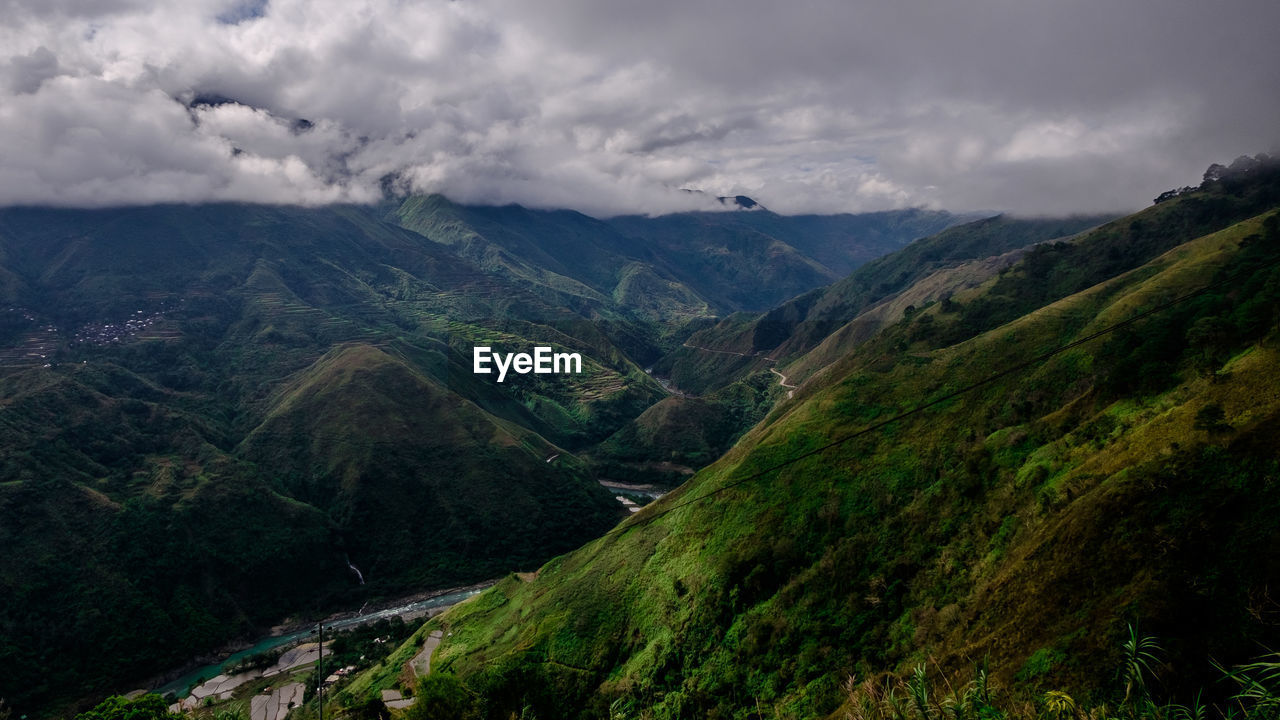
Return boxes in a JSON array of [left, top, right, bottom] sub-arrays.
[[1, 0, 1277, 217]]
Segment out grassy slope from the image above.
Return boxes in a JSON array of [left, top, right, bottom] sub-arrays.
[[239, 343, 621, 585], [586, 372, 779, 484], [669, 174, 1280, 399], [395, 208, 1280, 719], [646, 217, 1123, 458], [780, 251, 1016, 386], [659, 215, 1118, 394]]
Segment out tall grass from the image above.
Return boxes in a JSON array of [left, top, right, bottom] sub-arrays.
[[834, 627, 1280, 720]]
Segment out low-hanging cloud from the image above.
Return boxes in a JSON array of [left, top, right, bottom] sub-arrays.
[[0, 0, 1277, 217]]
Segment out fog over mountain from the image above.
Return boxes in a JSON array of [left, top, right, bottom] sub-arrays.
[[1, 0, 1277, 216]]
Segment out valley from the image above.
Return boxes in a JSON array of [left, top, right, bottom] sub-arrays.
[[5, 156, 1280, 720], [322, 155, 1280, 719], [4, 1, 1277, 717], [0, 198, 957, 717], [154, 582, 490, 705]]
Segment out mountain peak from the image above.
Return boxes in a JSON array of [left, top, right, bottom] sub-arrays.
[[717, 194, 762, 210]]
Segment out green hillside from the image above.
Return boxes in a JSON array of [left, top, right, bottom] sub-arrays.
[[658, 215, 1117, 395], [586, 372, 779, 485], [666, 168, 1280, 399], [605, 208, 962, 312], [362, 163, 1280, 719], [238, 343, 620, 583], [0, 198, 962, 715], [391, 197, 958, 359], [8, 160, 1280, 718], [0, 204, 648, 714]]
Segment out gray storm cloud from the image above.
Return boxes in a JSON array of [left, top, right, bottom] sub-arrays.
[[0, 0, 1276, 216]]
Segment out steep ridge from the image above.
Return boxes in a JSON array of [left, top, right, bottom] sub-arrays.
[[657, 215, 1116, 394], [394, 195, 962, 321], [0, 203, 657, 713], [389, 177, 1280, 718], [779, 244, 1043, 385], [239, 344, 619, 584], [665, 166, 1280, 399], [605, 208, 962, 312]]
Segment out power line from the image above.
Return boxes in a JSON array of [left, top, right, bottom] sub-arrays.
[[610, 254, 1280, 537]]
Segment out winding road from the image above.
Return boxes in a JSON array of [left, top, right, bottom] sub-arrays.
[[679, 341, 796, 398], [680, 341, 760, 358], [769, 367, 796, 398]]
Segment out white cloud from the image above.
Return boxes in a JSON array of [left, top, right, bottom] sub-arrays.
[[0, 0, 1277, 216]]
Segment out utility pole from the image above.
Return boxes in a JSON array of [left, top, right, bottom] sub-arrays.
[[317, 621, 324, 720]]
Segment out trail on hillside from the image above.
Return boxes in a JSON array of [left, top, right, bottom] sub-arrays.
[[681, 341, 760, 358], [680, 341, 796, 397], [769, 367, 796, 398], [411, 630, 445, 677]]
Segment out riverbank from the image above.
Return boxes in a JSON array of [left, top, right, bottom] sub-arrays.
[[598, 478, 672, 500], [146, 580, 496, 700]]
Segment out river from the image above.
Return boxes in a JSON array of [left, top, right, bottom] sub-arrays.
[[154, 584, 490, 699]]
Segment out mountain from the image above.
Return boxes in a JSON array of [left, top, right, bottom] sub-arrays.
[[395, 195, 963, 321], [584, 215, 1122, 482], [655, 214, 1118, 394], [605, 207, 965, 310], [238, 343, 620, 582], [353, 157, 1280, 719], [586, 371, 778, 485], [0, 198, 959, 715], [0, 203, 634, 713]]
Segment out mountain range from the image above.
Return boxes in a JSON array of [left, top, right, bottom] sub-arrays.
[[342, 155, 1280, 719], [0, 197, 961, 714], [7, 154, 1280, 719]]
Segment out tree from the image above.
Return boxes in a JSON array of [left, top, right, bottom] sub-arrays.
[[1194, 403, 1230, 433], [347, 698, 391, 720], [1202, 163, 1228, 186], [73, 695, 184, 720], [407, 675, 476, 720]]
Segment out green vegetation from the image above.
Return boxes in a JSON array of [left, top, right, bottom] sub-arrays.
[[662, 214, 1115, 394], [0, 198, 952, 716], [71, 695, 183, 720], [7, 156, 1280, 718], [350, 159, 1280, 719], [325, 619, 416, 673], [0, 203, 639, 716], [605, 207, 961, 311], [586, 375, 779, 486], [829, 639, 1280, 720]]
